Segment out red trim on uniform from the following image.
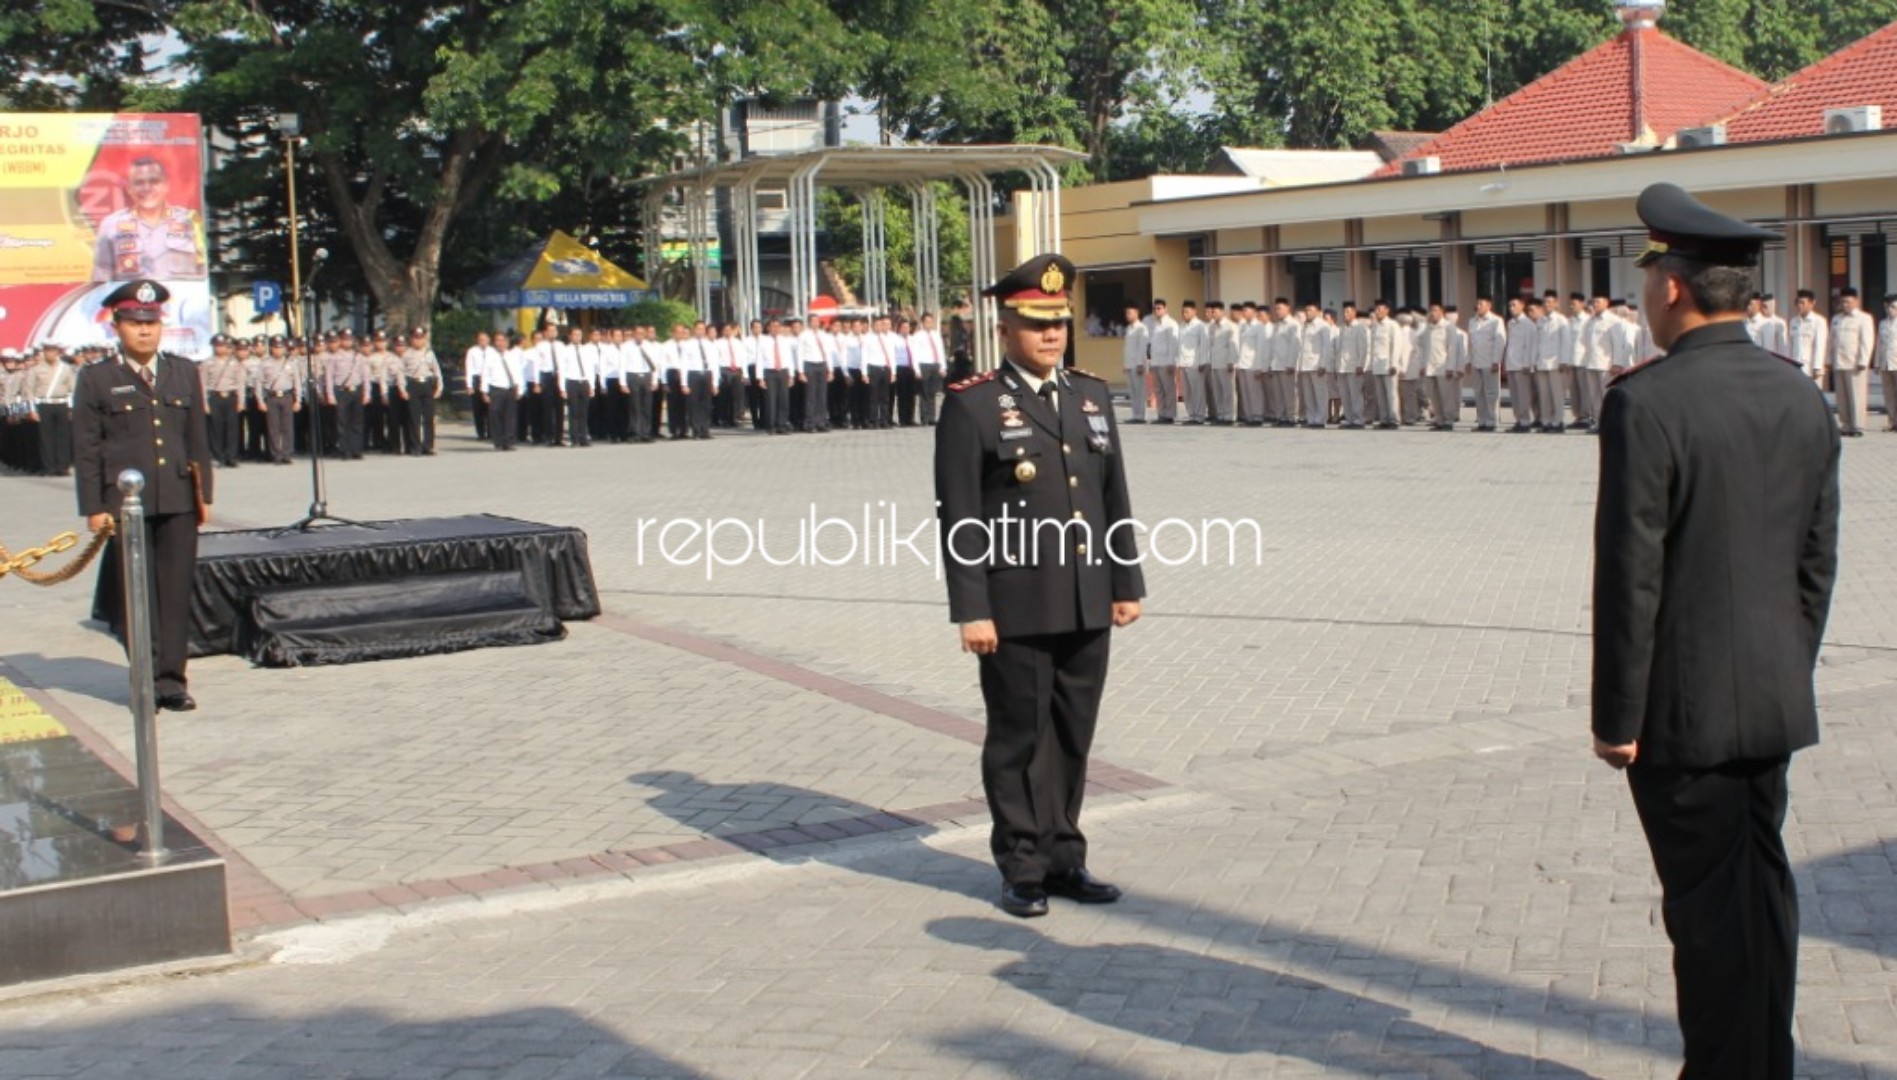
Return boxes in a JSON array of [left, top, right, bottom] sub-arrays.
[[948, 371, 997, 392]]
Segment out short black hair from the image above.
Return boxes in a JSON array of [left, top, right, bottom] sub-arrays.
[[1796, 289, 1816, 302], [1475, 294, 1493, 305], [1840, 287, 1860, 300], [1151, 299, 1166, 306], [1273, 297, 1291, 307], [1651, 255, 1753, 316]]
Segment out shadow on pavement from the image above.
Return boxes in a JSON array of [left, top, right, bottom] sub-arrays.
[[629, 772, 1882, 1077], [0, 1003, 710, 1079], [1799, 836, 1897, 963], [928, 916, 1595, 1078], [2, 652, 128, 709]]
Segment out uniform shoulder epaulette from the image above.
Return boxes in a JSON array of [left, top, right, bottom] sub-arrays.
[[1607, 354, 1666, 387], [1064, 367, 1104, 381], [948, 371, 996, 392]]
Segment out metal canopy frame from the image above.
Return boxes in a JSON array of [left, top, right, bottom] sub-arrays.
[[643, 145, 1085, 372]]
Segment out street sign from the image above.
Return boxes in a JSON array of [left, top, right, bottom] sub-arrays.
[[253, 280, 283, 315]]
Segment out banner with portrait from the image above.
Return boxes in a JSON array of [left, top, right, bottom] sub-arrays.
[[0, 113, 213, 356]]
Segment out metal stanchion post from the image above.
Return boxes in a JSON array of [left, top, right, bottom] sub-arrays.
[[117, 468, 168, 866]]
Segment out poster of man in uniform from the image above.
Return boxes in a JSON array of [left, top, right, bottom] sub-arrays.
[[0, 113, 213, 356]]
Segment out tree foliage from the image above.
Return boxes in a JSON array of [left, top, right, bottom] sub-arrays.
[[818, 184, 974, 311]]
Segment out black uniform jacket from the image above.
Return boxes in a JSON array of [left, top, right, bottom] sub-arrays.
[[934, 363, 1144, 638], [1591, 320, 1839, 769], [73, 352, 214, 519]]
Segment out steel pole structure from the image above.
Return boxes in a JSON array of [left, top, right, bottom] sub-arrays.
[[116, 469, 168, 866]]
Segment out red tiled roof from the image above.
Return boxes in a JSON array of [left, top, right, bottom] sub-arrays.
[[1374, 29, 1768, 177], [1719, 20, 1897, 142]]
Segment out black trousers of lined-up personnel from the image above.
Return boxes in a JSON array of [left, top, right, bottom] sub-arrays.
[[976, 628, 1109, 887], [486, 387, 518, 449], [35, 402, 72, 475], [1628, 757, 1797, 1080]]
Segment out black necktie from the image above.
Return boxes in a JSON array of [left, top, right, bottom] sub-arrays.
[[1038, 380, 1057, 416]]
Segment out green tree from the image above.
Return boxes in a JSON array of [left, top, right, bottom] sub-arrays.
[[818, 183, 973, 310], [175, 0, 851, 332], [0, 0, 173, 111]]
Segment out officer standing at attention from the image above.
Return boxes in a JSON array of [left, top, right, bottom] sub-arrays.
[[399, 327, 444, 454], [201, 334, 244, 467], [1592, 183, 1839, 1080], [72, 280, 215, 712], [255, 335, 303, 464], [933, 254, 1145, 919]]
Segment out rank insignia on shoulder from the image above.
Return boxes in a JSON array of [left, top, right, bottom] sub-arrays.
[[1065, 367, 1104, 381], [948, 371, 996, 392]]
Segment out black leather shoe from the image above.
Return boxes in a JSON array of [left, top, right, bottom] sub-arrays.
[[999, 883, 1049, 918], [156, 692, 197, 712], [1044, 868, 1122, 904]]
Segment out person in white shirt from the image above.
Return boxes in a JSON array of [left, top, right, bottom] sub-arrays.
[[1366, 301, 1400, 430], [793, 316, 832, 432], [891, 315, 920, 427], [1789, 289, 1829, 386], [477, 330, 523, 450], [1830, 287, 1876, 437], [527, 326, 560, 445], [1146, 300, 1180, 423], [1744, 295, 1768, 348], [679, 321, 718, 439], [1606, 301, 1640, 379], [1576, 294, 1616, 433], [838, 317, 868, 429], [619, 327, 653, 443], [1331, 303, 1369, 429], [598, 329, 630, 440], [1395, 310, 1427, 425], [860, 314, 896, 429], [1266, 299, 1300, 427], [1175, 301, 1208, 423], [1119, 303, 1150, 424], [1503, 296, 1539, 431], [635, 325, 666, 440], [1295, 302, 1330, 428], [1206, 301, 1240, 424], [1439, 304, 1470, 430], [1878, 296, 1897, 434], [1534, 298, 1573, 434], [1235, 302, 1266, 426], [552, 327, 594, 447], [462, 332, 495, 442], [1758, 294, 1790, 355], [911, 313, 948, 425], [757, 318, 795, 435], [1465, 297, 1506, 432], [1416, 305, 1453, 430]]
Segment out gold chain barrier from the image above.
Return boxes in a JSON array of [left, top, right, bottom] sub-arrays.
[[0, 522, 115, 586]]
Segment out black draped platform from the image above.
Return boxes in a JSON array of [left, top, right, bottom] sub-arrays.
[[182, 515, 600, 666]]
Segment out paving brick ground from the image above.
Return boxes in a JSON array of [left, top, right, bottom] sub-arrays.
[[0, 412, 1893, 1077]]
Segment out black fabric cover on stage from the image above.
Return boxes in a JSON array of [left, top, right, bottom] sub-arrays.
[[176, 514, 599, 662]]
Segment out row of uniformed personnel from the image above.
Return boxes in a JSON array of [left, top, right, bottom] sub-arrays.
[[1119, 288, 1897, 435], [461, 315, 957, 450]]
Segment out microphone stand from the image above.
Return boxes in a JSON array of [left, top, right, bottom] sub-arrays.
[[272, 259, 375, 535]]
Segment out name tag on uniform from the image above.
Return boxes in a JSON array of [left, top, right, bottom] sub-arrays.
[[111, 384, 140, 396], [999, 427, 1032, 442]]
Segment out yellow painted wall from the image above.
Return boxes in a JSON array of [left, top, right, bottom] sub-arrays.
[[1817, 179, 1897, 217], [1461, 205, 1546, 238], [1362, 216, 1438, 245], [1279, 220, 1346, 250]]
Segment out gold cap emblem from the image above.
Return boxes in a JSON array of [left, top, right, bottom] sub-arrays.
[[1039, 264, 1065, 295]]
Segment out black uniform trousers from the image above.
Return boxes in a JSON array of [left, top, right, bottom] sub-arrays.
[[866, 367, 892, 428], [802, 362, 828, 431], [827, 370, 849, 428], [367, 386, 390, 452], [487, 387, 518, 450], [264, 393, 296, 462], [471, 385, 489, 440], [763, 370, 792, 434], [35, 403, 73, 475], [207, 392, 241, 466], [405, 378, 438, 453], [93, 511, 199, 699], [977, 628, 1110, 886], [895, 365, 918, 425], [746, 372, 767, 431], [539, 372, 564, 445], [563, 379, 593, 446], [335, 392, 366, 458], [245, 398, 269, 460], [601, 378, 626, 440], [1628, 757, 1797, 1080], [918, 363, 943, 425], [686, 371, 713, 439], [627, 380, 653, 442]]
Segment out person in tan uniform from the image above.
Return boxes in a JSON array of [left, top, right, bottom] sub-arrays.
[[89, 158, 208, 282], [254, 335, 303, 463], [1878, 296, 1897, 433], [202, 334, 245, 467], [1828, 288, 1874, 437], [24, 346, 78, 475], [398, 326, 444, 454]]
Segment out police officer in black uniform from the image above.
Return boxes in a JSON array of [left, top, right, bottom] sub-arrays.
[[1592, 183, 1840, 1080], [934, 254, 1145, 918], [73, 280, 216, 712]]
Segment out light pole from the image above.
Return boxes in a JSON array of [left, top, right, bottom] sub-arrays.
[[277, 112, 304, 338]]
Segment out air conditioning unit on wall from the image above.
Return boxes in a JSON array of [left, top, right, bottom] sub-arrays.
[[1824, 106, 1883, 134], [1675, 125, 1727, 149], [1402, 156, 1442, 177]]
